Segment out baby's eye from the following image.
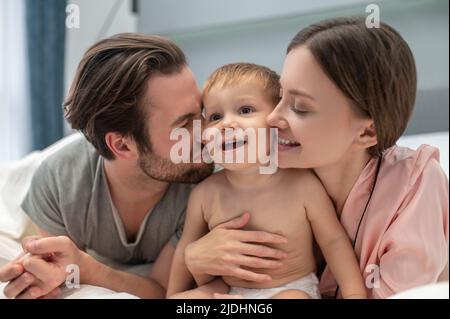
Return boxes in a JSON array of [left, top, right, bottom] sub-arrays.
[[238, 106, 255, 115], [209, 113, 222, 122]]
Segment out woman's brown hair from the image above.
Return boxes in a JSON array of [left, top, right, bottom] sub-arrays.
[[288, 17, 417, 156], [64, 33, 186, 159]]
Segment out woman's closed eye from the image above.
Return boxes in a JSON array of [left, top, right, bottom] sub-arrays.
[[238, 105, 255, 115], [290, 104, 310, 116]]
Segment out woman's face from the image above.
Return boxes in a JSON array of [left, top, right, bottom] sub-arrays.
[[267, 46, 372, 169]]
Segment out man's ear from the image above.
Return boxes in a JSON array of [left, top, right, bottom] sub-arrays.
[[356, 119, 378, 149], [105, 132, 138, 160]]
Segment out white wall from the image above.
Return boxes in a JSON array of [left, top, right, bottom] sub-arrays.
[[138, 0, 449, 135], [64, 0, 137, 133], [138, 0, 368, 35]]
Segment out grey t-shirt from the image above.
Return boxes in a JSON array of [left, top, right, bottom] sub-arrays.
[[21, 137, 192, 265]]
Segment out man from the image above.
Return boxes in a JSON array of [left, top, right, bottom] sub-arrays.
[[0, 33, 212, 299], [0, 33, 288, 299]]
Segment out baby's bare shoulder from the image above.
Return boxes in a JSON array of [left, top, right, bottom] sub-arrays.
[[281, 168, 325, 194], [192, 170, 228, 194]]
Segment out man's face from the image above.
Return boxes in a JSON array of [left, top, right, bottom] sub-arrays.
[[138, 66, 214, 183]]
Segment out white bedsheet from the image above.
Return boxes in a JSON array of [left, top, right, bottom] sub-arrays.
[[0, 131, 448, 299]]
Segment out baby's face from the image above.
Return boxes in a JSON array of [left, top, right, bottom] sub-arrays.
[[202, 82, 275, 169]]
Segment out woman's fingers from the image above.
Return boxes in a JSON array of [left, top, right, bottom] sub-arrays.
[[215, 212, 251, 230], [234, 230, 288, 245], [228, 255, 283, 269], [3, 272, 35, 299], [238, 243, 288, 259], [183, 225, 288, 280]]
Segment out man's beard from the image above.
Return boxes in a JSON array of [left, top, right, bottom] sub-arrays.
[[138, 150, 214, 184]]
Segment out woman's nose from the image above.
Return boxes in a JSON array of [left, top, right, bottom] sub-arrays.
[[267, 106, 288, 129]]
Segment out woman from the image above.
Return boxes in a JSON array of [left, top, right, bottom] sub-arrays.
[[184, 17, 449, 298]]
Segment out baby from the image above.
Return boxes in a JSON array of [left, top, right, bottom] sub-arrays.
[[167, 63, 366, 299]]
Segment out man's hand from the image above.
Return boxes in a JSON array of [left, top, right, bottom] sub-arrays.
[[184, 212, 289, 283], [0, 252, 28, 298], [1, 236, 87, 299]]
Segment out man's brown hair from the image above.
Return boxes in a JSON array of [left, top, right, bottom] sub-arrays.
[[288, 17, 417, 156], [64, 33, 187, 159]]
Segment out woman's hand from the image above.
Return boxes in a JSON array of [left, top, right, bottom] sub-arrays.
[[184, 212, 289, 283]]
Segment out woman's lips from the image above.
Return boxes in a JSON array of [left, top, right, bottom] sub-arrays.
[[277, 136, 301, 152], [277, 143, 301, 152]]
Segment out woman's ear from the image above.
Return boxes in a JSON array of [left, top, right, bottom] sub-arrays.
[[356, 119, 378, 149], [105, 132, 138, 160]]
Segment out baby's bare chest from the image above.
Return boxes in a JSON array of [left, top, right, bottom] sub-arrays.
[[205, 189, 308, 237]]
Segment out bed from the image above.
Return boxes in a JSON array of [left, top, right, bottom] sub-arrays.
[[0, 132, 448, 299]]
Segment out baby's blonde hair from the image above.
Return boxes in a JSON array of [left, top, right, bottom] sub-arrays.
[[203, 62, 281, 106]]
